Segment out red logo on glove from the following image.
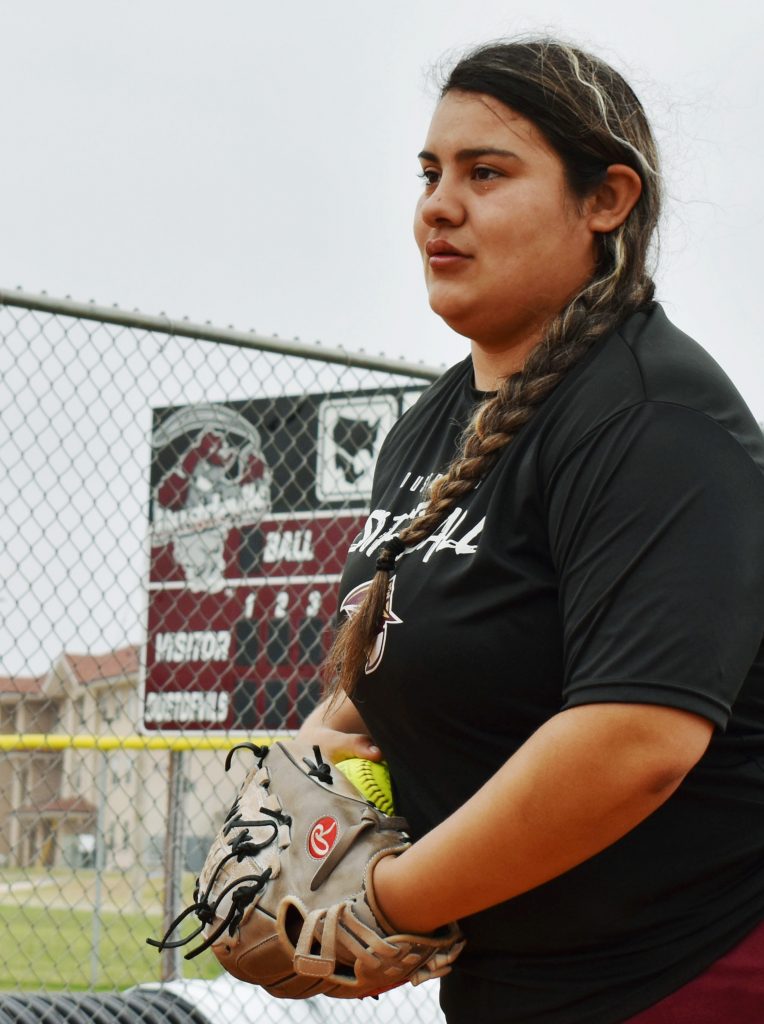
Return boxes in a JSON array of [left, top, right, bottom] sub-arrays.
[[307, 816, 339, 859]]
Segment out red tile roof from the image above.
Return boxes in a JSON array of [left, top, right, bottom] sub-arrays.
[[66, 646, 140, 685], [0, 645, 140, 696], [0, 675, 43, 696]]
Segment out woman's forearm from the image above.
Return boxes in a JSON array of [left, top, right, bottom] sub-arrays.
[[373, 702, 713, 933]]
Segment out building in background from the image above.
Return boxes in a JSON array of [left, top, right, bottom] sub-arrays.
[[0, 647, 231, 871]]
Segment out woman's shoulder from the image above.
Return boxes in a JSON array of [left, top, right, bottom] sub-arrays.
[[540, 303, 764, 470], [619, 303, 751, 413]]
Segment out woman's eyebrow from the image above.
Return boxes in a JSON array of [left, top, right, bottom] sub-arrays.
[[417, 147, 521, 162]]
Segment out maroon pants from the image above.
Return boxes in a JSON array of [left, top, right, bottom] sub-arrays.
[[625, 919, 764, 1023]]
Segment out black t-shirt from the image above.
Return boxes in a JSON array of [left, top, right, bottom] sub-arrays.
[[338, 305, 764, 1023]]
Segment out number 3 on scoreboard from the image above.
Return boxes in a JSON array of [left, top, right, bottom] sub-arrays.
[[298, 590, 325, 666]]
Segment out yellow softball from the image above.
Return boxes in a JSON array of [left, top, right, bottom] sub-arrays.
[[336, 758, 395, 815]]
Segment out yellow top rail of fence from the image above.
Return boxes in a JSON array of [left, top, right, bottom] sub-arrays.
[[0, 733, 287, 752]]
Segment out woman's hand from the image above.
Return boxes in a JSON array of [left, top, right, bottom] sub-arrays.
[[293, 693, 384, 764], [294, 721, 383, 763]]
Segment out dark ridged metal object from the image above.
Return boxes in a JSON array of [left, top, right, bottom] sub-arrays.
[[0, 991, 211, 1024]]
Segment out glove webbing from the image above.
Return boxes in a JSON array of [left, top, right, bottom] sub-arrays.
[[148, 750, 296, 960], [224, 805, 291, 853], [146, 798, 290, 960], [146, 860, 273, 959]]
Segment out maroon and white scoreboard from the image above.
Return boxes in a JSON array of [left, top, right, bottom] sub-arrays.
[[140, 388, 421, 733]]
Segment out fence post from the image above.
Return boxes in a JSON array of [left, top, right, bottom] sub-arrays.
[[161, 749, 186, 982], [90, 748, 109, 987]]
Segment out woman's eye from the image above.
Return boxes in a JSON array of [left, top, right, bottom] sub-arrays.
[[417, 168, 440, 187], [473, 166, 501, 182]]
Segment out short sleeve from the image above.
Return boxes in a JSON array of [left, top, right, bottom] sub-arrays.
[[546, 402, 764, 728]]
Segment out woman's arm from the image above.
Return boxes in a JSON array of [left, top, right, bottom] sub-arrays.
[[294, 692, 383, 762], [373, 701, 713, 932]]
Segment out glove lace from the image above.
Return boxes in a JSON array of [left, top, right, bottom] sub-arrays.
[[302, 745, 333, 785], [224, 742, 269, 772], [146, 853, 274, 960], [223, 811, 276, 848]]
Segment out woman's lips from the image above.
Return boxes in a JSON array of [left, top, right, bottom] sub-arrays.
[[428, 253, 471, 269], [425, 239, 472, 270]]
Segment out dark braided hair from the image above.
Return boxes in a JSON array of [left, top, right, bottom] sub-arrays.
[[324, 38, 662, 701]]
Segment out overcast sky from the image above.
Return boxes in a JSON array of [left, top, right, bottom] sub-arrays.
[[1, 2, 763, 676], [2, 0, 763, 413]]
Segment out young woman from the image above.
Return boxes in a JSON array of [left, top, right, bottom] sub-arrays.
[[298, 39, 764, 1023]]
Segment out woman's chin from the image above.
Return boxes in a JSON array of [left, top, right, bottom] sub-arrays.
[[427, 296, 478, 339]]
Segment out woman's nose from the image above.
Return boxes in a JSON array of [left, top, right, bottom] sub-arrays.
[[418, 178, 466, 228]]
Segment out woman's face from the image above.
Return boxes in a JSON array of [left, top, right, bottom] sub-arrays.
[[414, 90, 598, 365]]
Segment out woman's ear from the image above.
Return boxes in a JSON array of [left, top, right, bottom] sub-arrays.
[[587, 164, 643, 233]]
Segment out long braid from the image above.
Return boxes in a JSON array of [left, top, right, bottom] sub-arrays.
[[323, 38, 661, 701]]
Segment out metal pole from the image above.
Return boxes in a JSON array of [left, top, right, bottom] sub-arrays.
[[0, 287, 442, 380], [0, 733, 260, 751], [90, 749, 108, 988], [161, 749, 186, 982]]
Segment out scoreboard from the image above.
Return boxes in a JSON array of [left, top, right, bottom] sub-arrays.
[[140, 388, 421, 733]]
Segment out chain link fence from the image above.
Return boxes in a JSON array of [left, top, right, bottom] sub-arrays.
[[0, 289, 445, 1022]]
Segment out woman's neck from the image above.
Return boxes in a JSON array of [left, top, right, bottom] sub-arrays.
[[470, 332, 541, 391]]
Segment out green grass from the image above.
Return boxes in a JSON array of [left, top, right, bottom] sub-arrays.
[[0, 867, 165, 913], [0, 903, 223, 992]]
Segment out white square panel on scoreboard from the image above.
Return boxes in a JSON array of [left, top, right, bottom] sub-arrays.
[[316, 395, 399, 503]]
